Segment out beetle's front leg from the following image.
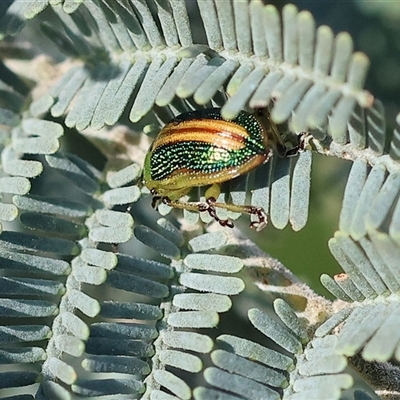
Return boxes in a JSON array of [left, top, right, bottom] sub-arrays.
[[282, 131, 311, 157]]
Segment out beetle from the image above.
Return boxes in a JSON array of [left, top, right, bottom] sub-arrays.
[[142, 108, 304, 230]]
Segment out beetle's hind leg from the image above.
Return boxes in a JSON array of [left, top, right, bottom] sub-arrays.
[[157, 188, 267, 231], [161, 196, 235, 228], [206, 197, 267, 231], [204, 184, 267, 230]]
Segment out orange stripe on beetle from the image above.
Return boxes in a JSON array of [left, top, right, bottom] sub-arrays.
[[152, 119, 250, 151]]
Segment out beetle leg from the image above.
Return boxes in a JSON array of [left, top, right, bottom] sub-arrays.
[[205, 197, 234, 228], [158, 196, 266, 231], [206, 199, 268, 231], [283, 131, 311, 156], [205, 184, 221, 200], [202, 202, 234, 228], [158, 196, 234, 228], [218, 218, 234, 228], [161, 196, 210, 213], [297, 131, 312, 151], [151, 195, 162, 208], [248, 207, 268, 231]]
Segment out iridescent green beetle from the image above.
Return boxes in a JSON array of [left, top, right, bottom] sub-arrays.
[[143, 108, 303, 230]]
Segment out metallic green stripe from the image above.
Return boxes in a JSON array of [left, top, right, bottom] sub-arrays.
[[150, 140, 265, 181]]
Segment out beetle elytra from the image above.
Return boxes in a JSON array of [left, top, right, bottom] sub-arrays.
[[143, 108, 305, 230]]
